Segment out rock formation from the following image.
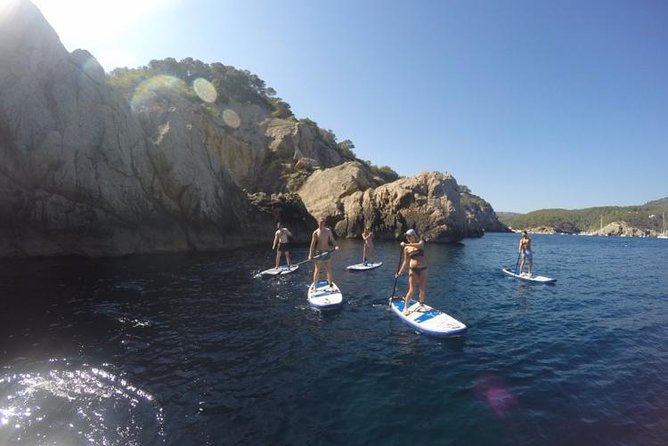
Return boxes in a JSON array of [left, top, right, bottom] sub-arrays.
[[298, 168, 469, 242], [0, 0, 507, 258], [460, 191, 511, 236], [594, 221, 650, 237], [0, 0, 305, 256]]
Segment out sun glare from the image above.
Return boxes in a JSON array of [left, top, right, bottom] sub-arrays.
[[0, 0, 20, 17], [30, 0, 178, 70]]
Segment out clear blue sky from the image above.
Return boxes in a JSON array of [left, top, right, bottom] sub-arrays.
[[31, 0, 668, 213]]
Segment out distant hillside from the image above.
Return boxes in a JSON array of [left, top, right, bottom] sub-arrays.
[[496, 212, 522, 221], [498, 198, 668, 234], [643, 197, 668, 207]]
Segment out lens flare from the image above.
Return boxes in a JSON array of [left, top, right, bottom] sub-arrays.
[[222, 109, 241, 128], [474, 374, 518, 418], [130, 75, 187, 110], [192, 77, 217, 103]]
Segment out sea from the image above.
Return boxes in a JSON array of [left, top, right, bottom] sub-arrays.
[[0, 233, 666, 446]]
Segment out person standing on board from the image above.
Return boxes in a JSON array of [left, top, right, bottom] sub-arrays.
[[518, 231, 533, 277], [362, 227, 374, 265], [272, 222, 293, 270], [308, 217, 339, 287], [395, 228, 428, 315]]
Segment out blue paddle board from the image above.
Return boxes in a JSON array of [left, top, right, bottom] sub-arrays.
[[502, 268, 556, 283], [258, 264, 299, 277], [346, 261, 383, 272], [307, 280, 343, 309], [389, 298, 467, 337]]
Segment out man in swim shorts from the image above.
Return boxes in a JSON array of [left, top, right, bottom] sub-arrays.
[[518, 231, 533, 277], [308, 217, 338, 287], [272, 222, 293, 270]]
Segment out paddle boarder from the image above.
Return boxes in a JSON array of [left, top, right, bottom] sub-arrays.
[[272, 222, 293, 270], [395, 228, 428, 315], [362, 227, 374, 265], [308, 217, 339, 288], [518, 231, 533, 277]]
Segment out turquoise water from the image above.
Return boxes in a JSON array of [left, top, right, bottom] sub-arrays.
[[0, 233, 666, 445]]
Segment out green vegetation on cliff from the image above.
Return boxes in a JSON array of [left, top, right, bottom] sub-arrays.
[[109, 58, 401, 184], [109, 57, 294, 118], [498, 199, 668, 233]]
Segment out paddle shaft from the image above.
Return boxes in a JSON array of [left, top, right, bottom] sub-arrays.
[[390, 240, 404, 299], [514, 251, 521, 274], [294, 249, 335, 266]]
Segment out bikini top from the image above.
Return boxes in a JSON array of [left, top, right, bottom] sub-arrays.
[[408, 247, 424, 259]]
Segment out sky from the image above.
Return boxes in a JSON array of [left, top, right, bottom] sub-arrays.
[[22, 0, 668, 213]]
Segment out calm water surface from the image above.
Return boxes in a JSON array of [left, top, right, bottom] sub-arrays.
[[1, 233, 667, 445]]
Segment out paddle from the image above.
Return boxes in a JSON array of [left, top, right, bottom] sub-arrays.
[[296, 249, 335, 266], [514, 251, 521, 275], [389, 239, 404, 302]]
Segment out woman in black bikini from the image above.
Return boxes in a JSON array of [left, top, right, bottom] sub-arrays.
[[395, 229, 428, 315]]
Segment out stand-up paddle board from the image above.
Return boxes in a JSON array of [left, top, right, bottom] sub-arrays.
[[502, 268, 556, 284], [389, 298, 467, 337], [346, 261, 383, 272], [258, 264, 299, 277], [307, 280, 343, 309]]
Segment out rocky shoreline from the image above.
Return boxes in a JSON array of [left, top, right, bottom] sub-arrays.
[[515, 221, 663, 238]]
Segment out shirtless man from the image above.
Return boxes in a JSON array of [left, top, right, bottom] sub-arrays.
[[362, 227, 374, 265], [518, 231, 533, 277], [272, 222, 293, 269], [308, 217, 339, 287]]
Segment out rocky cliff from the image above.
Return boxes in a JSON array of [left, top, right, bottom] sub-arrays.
[[0, 0, 311, 256], [0, 0, 506, 257]]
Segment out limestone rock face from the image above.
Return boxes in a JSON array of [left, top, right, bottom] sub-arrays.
[[595, 221, 649, 237], [0, 1, 280, 257], [346, 171, 467, 242], [297, 161, 378, 220], [298, 169, 467, 242], [263, 119, 345, 168], [461, 192, 511, 236], [255, 118, 350, 193], [247, 192, 318, 243]]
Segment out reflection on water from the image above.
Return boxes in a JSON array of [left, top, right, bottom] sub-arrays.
[[0, 360, 163, 445]]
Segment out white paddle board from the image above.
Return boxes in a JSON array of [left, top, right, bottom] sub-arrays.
[[389, 298, 467, 337], [502, 268, 556, 283], [346, 261, 383, 272], [259, 264, 299, 277], [307, 280, 343, 309]]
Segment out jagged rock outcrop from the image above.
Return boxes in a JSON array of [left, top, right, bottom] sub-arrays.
[[594, 221, 650, 237], [524, 226, 560, 234], [296, 161, 379, 219], [298, 169, 468, 242], [255, 118, 353, 193], [524, 222, 580, 234], [247, 192, 317, 243], [460, 191, 511, 235], [341, 171, 468, 242]]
